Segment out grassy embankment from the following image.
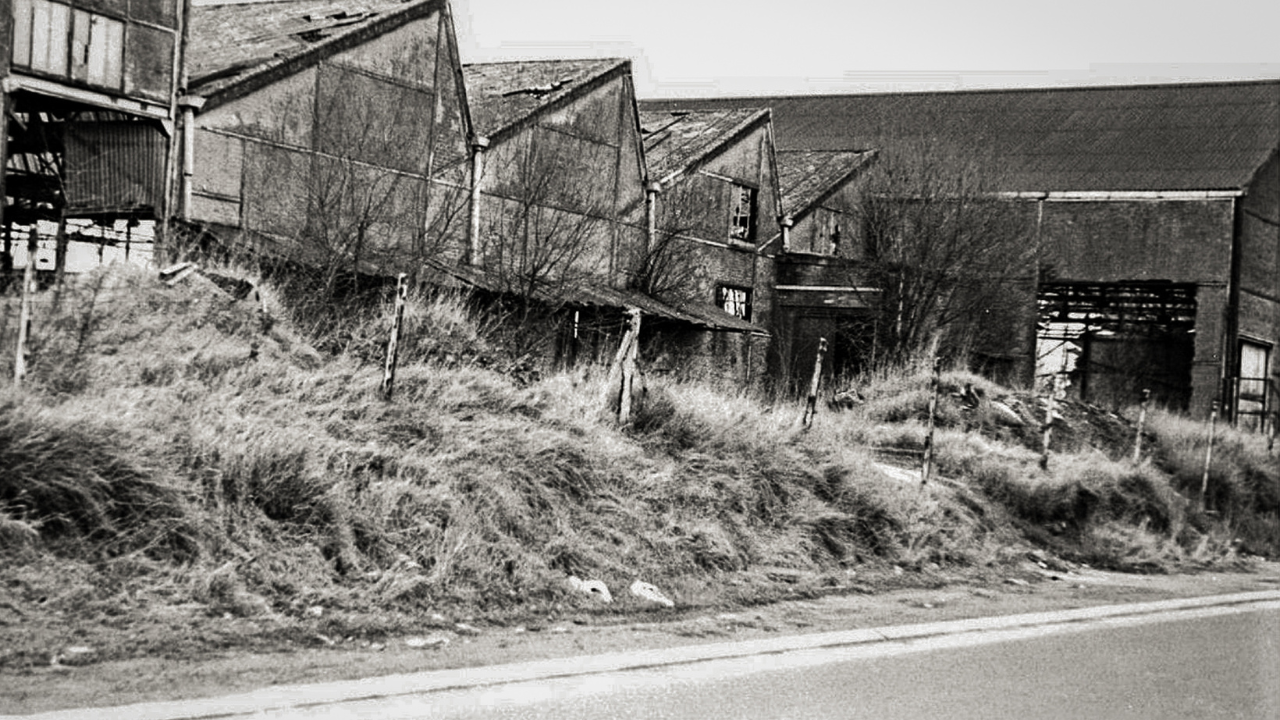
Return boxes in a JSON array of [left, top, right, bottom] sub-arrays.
[[1, 264, 1277, 669]]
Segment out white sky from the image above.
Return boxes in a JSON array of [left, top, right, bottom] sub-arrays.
[[450, 0, 1280, 98]]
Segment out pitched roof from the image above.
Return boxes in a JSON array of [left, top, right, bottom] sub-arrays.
[[187, 0, 434, 100], [463, 58, 629, 140], [644, 80, 1280, 192], [638, 108, 770, 184], [776, 149, 875, 218]]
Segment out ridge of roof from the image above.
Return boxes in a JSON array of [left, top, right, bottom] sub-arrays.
[[188, 0, 438, 105], [776, 149, 876, 218], [638, 107, 771, 184], [463, 58, 630, 140], [639, 76, 1280, 105], [647, 81, 1280, 192]]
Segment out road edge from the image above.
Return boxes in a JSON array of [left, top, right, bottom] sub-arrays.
[[14, 589, 1280, 720]]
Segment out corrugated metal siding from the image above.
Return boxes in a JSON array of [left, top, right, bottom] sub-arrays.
[[63, 121, 166, 217]]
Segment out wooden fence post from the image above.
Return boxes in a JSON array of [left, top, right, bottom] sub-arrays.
[[619, 308, 641, 425], [1200, 400, 1219, 512], [802, 337, 827, 430], [1041, 374, 1061, 470], [379, 273, 408, 400], [1132, 388, 1151, 463], [921, 357, 941, 485], [13, 246, 34, 387]]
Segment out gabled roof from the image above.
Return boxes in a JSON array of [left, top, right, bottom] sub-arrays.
[[463, 58, 629, 140], [645, 80, 1280, 193], [638, 108, 770, 184], [776, 150, 875, 218], [188, 0, 439, 103]]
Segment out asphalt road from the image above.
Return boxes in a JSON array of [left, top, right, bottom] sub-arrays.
[[20, 595, 1280, 720], [315, 601, 1280, 720]]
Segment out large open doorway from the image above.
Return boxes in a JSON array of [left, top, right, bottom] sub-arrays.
[[1036, 281, 1197, 410], [3, 92, 165, 286]]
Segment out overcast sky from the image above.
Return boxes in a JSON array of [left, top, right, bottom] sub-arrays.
[[450, 0, 1280, 98]]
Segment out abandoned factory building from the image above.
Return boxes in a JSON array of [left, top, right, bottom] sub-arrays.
[[647, 80, 1280, 424], [5, 1, 1280, 423]]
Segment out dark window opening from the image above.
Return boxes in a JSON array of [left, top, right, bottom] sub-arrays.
[[729, 184, 757, 242]]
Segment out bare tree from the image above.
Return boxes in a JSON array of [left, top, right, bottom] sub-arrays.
[[628, 185, 701, 304], [854, 139, 1034, 368], [480, 135, 613, 293], [473, 131, 619, 360], [231, 74, 472, 357], [296, 74, 466, 299]]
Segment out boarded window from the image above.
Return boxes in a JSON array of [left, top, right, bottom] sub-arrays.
[[717, 285, 752, 321], [729, 183, 757, 242], [11, 0, 124, 90]]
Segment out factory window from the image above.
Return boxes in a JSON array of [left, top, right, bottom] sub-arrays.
[[729, 183, 757, 242], [11, 0, 124, 91], [717, 285, 752, 321]]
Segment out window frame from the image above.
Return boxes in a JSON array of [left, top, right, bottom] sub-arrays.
[[716, 284, 752, 321], [10, 0, 125, 91], [728, 182, 758, 243]]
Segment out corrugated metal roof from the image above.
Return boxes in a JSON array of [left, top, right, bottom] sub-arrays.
[[638, 108, 770, 183], [643, 80, 1280, 192], [463, 58, 628, 139], [775, 149, 875, 217], [423, 259, 764, 334], [188, 0, 430, 98]]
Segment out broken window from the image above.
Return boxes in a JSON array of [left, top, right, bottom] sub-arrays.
[[729, 183, 757, 242], [717, 285, 752, 321], [10, 0, 125, 91]]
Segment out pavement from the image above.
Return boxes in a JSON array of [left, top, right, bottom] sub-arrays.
[[12, 589, 1280, 720]]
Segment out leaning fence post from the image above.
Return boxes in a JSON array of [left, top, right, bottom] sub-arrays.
[[921, 357, 941, 485], [1132, 388, 1151, 463], [379, 273, 408, 400], [1200, 400, 1219, 512], [801, 337, 827, 430]]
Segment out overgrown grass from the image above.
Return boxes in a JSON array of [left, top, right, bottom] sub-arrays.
[[1146, 410, 1280, 556], [1, 264, 1277, 669]]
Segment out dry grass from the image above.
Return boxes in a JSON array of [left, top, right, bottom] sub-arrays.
[[1, 264, 1276, 670]]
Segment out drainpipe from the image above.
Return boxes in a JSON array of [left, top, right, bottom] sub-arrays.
[[466, 136, 489, 265], [177, 95, 205, 222], [644, 181, 662, 253], [778, 214, 794, 252], [1223, 197, 1243, 422]]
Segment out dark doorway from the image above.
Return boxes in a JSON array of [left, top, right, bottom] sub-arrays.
[[1036, 281, 1196, 410]]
